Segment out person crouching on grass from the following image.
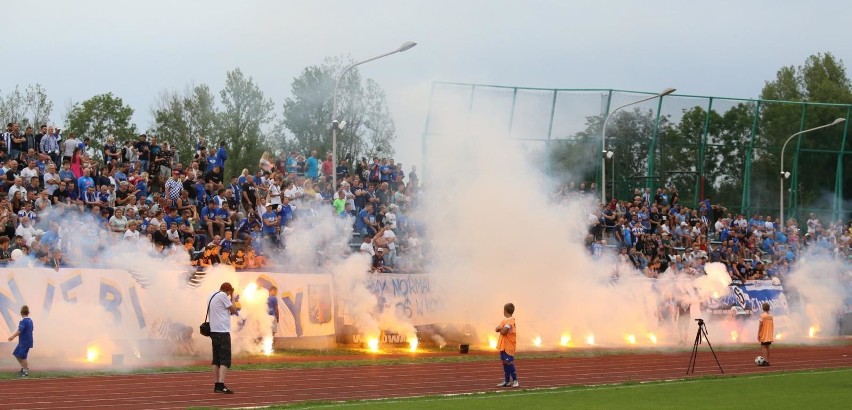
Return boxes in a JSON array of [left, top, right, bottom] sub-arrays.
[[496, 302, 519, 388], [8, 305, 34, 377], [757, 302, 774, 366]]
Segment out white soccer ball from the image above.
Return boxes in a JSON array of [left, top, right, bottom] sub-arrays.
[[755, 356, 766, 365]]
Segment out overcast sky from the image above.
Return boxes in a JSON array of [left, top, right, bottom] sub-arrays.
[[4, 0, 852, 169]]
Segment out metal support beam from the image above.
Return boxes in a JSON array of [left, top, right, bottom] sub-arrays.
[[696, 97, 714, 206], [741, 101, 761, 215]]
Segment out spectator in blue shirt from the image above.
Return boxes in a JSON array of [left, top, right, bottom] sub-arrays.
[[379, 158, 391, 182], [77, 168, 95, 193], [133, 172, 149, 199], [201, 200, 225, 238], [306, 150, 319, 179], [262, 205, 280, 242], [356, 203, 377, 237], [216, 141, 227, 169], [279, 197, 293, 227]]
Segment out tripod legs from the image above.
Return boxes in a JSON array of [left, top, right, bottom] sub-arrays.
[[701, 326, 724, 374], [686, 323, 724, 374]]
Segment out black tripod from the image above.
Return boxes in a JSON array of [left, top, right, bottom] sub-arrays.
[[686, 319, 724, 374]]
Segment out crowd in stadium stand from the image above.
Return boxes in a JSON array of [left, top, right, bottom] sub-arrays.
[[3, 121, 850, 279], [0, 122, 426, 272], [580, 185, 852, 282]]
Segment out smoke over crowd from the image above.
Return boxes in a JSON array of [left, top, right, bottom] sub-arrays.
[[2, 95, 850, 371]]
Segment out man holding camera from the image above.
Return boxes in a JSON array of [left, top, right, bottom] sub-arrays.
[[208, 282, 238, 394]]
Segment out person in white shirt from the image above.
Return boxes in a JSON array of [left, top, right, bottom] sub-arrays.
[[268, 176, 282, 205], [208, 282, 238, 394], [20, 160, 39, 180], [383, 227, 397, 267], [359, 235, 375, 256], [109, 208, 130, 232], [124, 221, 140, 240], [8, 177, 27, 201], [15, 217, 43, 247], [385, 204, 398, 230], [62, 135, 79, 161], [43, 164, 60, 195]]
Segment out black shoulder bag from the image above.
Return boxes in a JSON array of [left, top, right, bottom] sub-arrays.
[[199, 291, 220, 337]]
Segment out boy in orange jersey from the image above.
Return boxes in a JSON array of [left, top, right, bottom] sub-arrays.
[[757, 302, 774, 366], [496, 302, 518, 388]]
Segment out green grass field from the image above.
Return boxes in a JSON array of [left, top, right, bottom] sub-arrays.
[[266, 368, 852, 409]]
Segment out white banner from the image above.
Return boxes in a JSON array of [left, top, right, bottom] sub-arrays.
[[365, 273, 441, 326], [0, 268, 335, 339]]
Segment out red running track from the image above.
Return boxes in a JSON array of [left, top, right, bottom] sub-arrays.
[[0, 345, 849, 409]]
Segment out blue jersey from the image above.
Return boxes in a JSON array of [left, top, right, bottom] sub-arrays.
[[18, 317, 34, 348], [267, 295, 279, 316], [306, 157, 319, 178]]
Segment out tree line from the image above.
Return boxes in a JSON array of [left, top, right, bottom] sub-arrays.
[[0, 58, 398, 179]]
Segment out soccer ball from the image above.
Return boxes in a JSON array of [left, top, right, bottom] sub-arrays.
[[755, 356, 766, 365]]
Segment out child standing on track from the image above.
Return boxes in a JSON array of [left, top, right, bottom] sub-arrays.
[[496, 302, 518, 388], [7, 305, 34, 377], [757, 302, 774, 366]]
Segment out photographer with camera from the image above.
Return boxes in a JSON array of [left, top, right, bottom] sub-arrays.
[[206, 282, 237, 394]]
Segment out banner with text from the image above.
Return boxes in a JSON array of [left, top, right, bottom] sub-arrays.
[[0, 268, 335, 339], [363, 273, 440, 326], [704, 280, 789, 319]]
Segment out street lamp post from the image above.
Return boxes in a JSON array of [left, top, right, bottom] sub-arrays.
[[601, 88, 676, 204], [331, 41, 417, 190], [603, 150, 614, 199], [779, 118, 845, 229]]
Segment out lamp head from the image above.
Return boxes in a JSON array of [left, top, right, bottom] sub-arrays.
[[397, 41, 417, 52], [660, 88, 677, 96], [782, 171, 791, 179], [606, 151, 614, 159], [831, 118, 846, 125]]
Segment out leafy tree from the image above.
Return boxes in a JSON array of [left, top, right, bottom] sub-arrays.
[[151, 84, 218, 165], [65, 93, 137, 157], [551, 108, 671, 200], [279, 57, 397, 162], [0, 84, 53, 128], [756, 52, 851, 212], [184, 84, 217, 144], [218, 68, 275, 178]]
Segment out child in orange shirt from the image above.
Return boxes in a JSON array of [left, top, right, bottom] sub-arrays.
[[757, 302, 774, 366], [495, 302, 518, 388]]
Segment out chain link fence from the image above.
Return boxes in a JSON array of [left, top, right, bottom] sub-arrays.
[[423, 82, 852, 221]]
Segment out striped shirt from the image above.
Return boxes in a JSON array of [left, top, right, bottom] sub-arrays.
[[40, 134, 61, 154]]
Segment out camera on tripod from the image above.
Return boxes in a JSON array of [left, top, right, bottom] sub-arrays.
[[687, 318, 723, 374]]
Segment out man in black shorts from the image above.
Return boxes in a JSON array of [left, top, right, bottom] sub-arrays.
[[208, 282, 238, 393]]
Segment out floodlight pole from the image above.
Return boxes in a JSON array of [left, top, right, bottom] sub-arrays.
[[779, 118, 845, 228], [331, 41, 417, 189], [601, 88, 675, 204]]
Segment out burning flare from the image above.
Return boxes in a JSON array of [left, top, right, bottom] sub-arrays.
[[625, 334, 636, 344], [808, 326, 819, 338], [488, 336, 498, 350], [532, 336, 542, 347], [86, 345, 100, 363], [408, 337, 419, 352], [242, 283, 258, 303], [775, 333, 783, 341], [647, 333, 658, 344], [367, 337, 380, 352], [730, 330, 739, 342], [262, 337, 273, 356], [586, 334, 595, 346], [560, 334, 571, 347]]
